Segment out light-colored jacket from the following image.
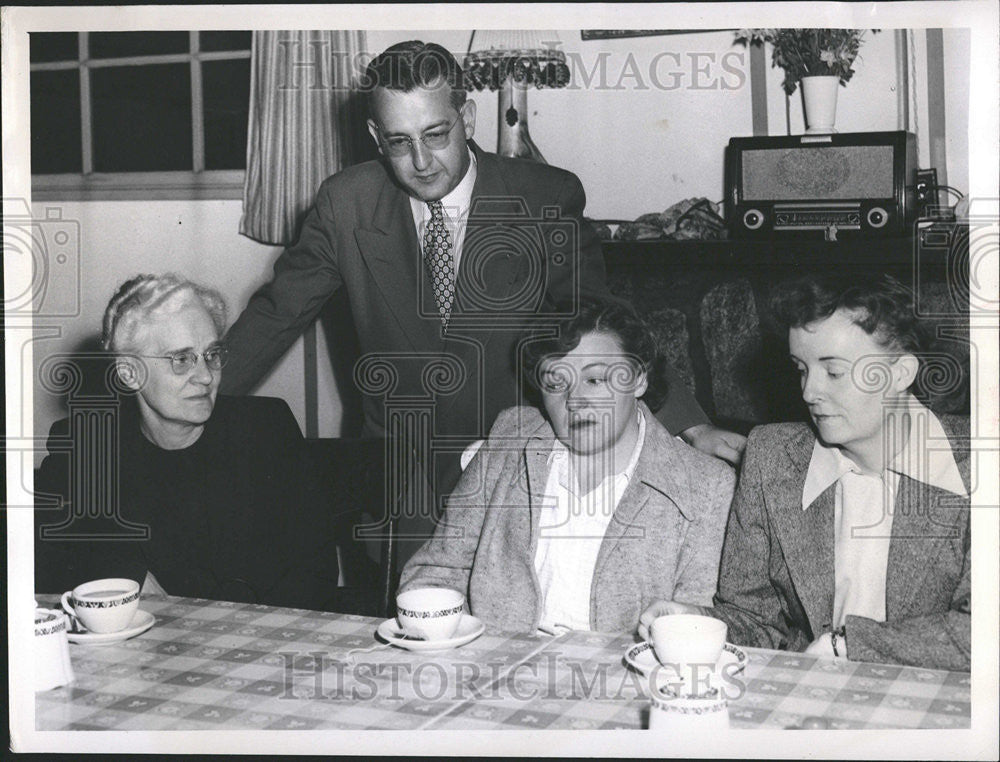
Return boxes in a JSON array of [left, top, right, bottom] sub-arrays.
[[400, 404, 736, 633], [712, 419, 971, 671]]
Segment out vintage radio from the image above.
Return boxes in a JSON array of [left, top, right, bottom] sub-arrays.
[[726, 131, 917, 240]]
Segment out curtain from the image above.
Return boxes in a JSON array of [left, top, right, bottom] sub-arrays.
[[240, 30, 367, 245]]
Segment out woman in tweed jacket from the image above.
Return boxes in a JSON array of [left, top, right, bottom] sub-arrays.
[[641, 274, 970, 671], [400, 299, 736, 634]]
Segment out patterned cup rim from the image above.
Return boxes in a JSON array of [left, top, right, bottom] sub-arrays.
[[35, 610, 67, 636], [397, 603, 464, 620], [75, 589, 141, 609], [650, 690, 729, 714]]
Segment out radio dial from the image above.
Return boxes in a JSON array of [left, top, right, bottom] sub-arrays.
[[867, 207, 888, 228], [743, 208, 765, 230]]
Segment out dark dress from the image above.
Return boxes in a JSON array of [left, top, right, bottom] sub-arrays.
[[34, 394, 338, 610]]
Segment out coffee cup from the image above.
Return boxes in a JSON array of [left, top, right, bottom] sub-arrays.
[[61, 578, 141, 634], [34, 608, 75, 692], [396, 587, 465, 641], [650, 614, 727, 681], [648, 685, 729, 732]]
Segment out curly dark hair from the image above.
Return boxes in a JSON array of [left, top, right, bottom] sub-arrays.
[[360, 40, 467, 114], [768, 272, 931, 356], [521, 298, 668, 410]]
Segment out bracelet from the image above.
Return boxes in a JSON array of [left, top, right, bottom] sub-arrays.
[[831, 626, 846, 657]]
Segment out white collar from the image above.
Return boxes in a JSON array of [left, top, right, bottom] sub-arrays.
[[802, 398, 967, 509], [886, 399, 968, 497]]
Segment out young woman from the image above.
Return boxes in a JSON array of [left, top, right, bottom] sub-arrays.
[[640, 274, 970, 671]]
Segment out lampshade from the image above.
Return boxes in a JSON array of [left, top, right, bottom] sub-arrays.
[[464, 30, 570, 90]]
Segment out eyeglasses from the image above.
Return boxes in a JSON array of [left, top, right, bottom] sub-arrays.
[[137, 346, 229, 375], [377, 112, 463, 157]]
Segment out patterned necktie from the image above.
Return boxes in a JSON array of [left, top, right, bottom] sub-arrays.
[[423, 200, 454, 326]]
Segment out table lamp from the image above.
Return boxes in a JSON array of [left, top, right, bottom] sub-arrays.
[[464, 30, 570, 163]]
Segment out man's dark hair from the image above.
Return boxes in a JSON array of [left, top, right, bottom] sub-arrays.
[[522, 298, 669, 410], [769, 272, 930, 356], [361, 40, 468, 115]]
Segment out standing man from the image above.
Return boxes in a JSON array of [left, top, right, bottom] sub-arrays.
[[221, 41, 744, 565]]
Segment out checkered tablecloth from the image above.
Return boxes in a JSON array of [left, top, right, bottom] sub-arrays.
[[35, 595, 970, 731]]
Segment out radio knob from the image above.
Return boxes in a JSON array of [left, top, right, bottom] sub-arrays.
[[743, 209, 764, 230], [867, 207, 888, 228]]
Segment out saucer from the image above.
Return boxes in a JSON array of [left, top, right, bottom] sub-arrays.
[[624, 640, 746, 690], [66, 609, 155, 646], [376, 614, 485, 652]]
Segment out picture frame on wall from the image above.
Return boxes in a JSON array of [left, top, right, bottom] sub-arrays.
[[581, 29, 729, 39]]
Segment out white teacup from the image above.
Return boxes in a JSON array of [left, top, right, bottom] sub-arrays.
[[61, 578, 141, 634], [650, 614, 728, 681], [34, 608, 75, 692], [648, 686, 730, 732], [396, 587, 465, 641]]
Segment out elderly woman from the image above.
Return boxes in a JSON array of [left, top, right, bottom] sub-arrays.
[[640, 274, 971, 671], [34, 274, 334, 609], [399, 298, 735, 634]]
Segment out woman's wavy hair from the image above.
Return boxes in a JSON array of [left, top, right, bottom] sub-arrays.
[[768, 272, 930, 355], [102, 273, 228, 353], [769, 272, 936, 400], [522, 297, 668, 410]]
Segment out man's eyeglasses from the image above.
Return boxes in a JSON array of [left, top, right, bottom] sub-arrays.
[[377, 112, 463, 157], [137, 346, 229, 375]]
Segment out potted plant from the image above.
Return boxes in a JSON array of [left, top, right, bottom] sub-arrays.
[[734, 28, 879, 134]]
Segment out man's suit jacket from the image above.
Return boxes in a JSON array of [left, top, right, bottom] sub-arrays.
[[712, 418, 971, 671], [399, 403, 735, 633], [221, 143, 708, 558]]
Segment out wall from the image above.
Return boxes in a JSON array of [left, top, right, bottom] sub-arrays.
[[369, 29, 755, 216], [30, 28, 973, 462], [763, 28, 969, 188], [942, 28, 971, 194], [29, 201, 291, 451]]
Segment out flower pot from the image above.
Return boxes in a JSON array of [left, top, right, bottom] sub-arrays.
[[801, 75, 840, 134]]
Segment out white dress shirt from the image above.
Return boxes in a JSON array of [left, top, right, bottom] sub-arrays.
[[801, 398, 967, 628], [409, 147, 478, 273], [534, 411, 646, 634]]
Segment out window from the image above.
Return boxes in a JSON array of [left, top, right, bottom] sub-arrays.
[[30, 31, 252, 200]]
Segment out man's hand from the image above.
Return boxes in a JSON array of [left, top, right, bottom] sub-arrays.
[[680, 423, 747, 466], [637, 600, 709, 641]]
